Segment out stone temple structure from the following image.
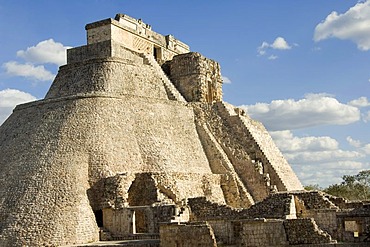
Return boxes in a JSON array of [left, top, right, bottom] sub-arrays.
[[0, 14, 369, 247]]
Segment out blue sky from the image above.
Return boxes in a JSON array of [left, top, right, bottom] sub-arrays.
[[0, 0, 369, 187]]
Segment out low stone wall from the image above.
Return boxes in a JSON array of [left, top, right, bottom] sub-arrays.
[[284, 218, 334, 245], [188, 193, 295, 221], [239, 219, 288, 247], [160, 222, 217, 247], [207, 220, 235, 245], [188, 197, 241, 221], [296, 191, 338, 211], [244, 193, 294, 219]]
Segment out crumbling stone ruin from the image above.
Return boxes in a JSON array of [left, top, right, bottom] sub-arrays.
[[0, 13, 369, 247]]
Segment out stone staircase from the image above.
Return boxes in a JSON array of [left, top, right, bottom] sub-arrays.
[[142, 54, 186, 102], [215, 101, 303, 191], [236, 113, 303, 191]]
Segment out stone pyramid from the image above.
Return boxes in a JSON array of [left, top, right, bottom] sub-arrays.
[[0, 14, 303, 246]]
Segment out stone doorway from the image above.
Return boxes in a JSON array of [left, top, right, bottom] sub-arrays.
[[153, 46, 162, 63], [94, 209, 103, 227], [134, 210, 148, 233]]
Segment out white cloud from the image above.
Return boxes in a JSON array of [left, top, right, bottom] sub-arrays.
[[241, 93, 360, 130], [257, 42, 270, 55], [1, 39, 70, 82], [16, 39, 71, 66], [364, 111, 370, 122], [271, 37, 292, 50], [314, 0, 370, 50], [363, 144, 370, 154], [286, 149, 364, 164], [348, 96, 370, 107], [269, 130, 369, 187], [346, 136, 362, 148], [270, 130, 338, 152], [257, 37, 294, 57], [222, 76, 231, 84], [270, 130, 362, 164], [3, 61, 55, 81], [0, 89, 37, 124], [295, 161, 369, 187]]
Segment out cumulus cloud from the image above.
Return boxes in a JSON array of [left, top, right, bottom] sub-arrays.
[[0, 89, 37, 124], [286, 149, 364, 164], [3, 61, 55, 81], [314, 0, 370, 50], [363, 144, 370, 154], [222, 76, 231, 84], [241, 93, 360, 130], [270, 130, 369, 187], [348, 96, 370, 107], [345, 137, 370, 156], [270, 130, 338, 152], [347, 136, 362, 148], [1, 39, 70, 83], [16, 39, 71, 66], [271, 37, 292, 50], [294, 161, 369, 187], [257, 37, 295, 58], [270, 130, 363, 164], [364, 111, 370, 122]]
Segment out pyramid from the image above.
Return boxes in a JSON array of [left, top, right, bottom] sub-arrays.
[[0, 14, 303, 246]]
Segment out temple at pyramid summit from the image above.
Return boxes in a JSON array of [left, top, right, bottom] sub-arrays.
[[0, 14, 369, 247]]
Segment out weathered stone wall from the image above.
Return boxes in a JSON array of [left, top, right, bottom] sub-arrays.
[[336, 205, 370, 242], [239, 219, 288, 247], [103, 205, 178, 238], [0, 94, 216, 245], [124, 172, 226, 206], [85, 14, 189, 64], [244, 193, 295, 219], [206, 220, 235, 245], [304, 210, 338, 240], [67, 40, 144, 64], [295, 191, 338, 211], [0, 99, 99, 246], [167, 52, 223, 103], [103, 208, 135, 237], [284, 218, 334, 245], [47, 42, 169, 100], [188, 193, 295, 222], [160, 222, 217, 247]]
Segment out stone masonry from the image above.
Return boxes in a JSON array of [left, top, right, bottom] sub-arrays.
[[4, 13, 368, 247]]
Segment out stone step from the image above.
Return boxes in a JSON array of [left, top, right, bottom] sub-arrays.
[[142, 53, 186, 102], [71, 239, 160, 247], [110, 234, 160, 241]]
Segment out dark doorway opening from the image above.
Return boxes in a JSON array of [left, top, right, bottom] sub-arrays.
[[153, 46, 161, 62], [135, 210, 148, 233], [94, 209, 103, 227], [153, 47, 158, 60]]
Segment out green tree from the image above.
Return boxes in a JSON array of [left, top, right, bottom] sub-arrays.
[[324, 170, 370, 201], [304, 184, 322, 191]]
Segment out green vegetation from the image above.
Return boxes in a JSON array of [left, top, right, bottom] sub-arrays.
[[305, 170, 370, 201]]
